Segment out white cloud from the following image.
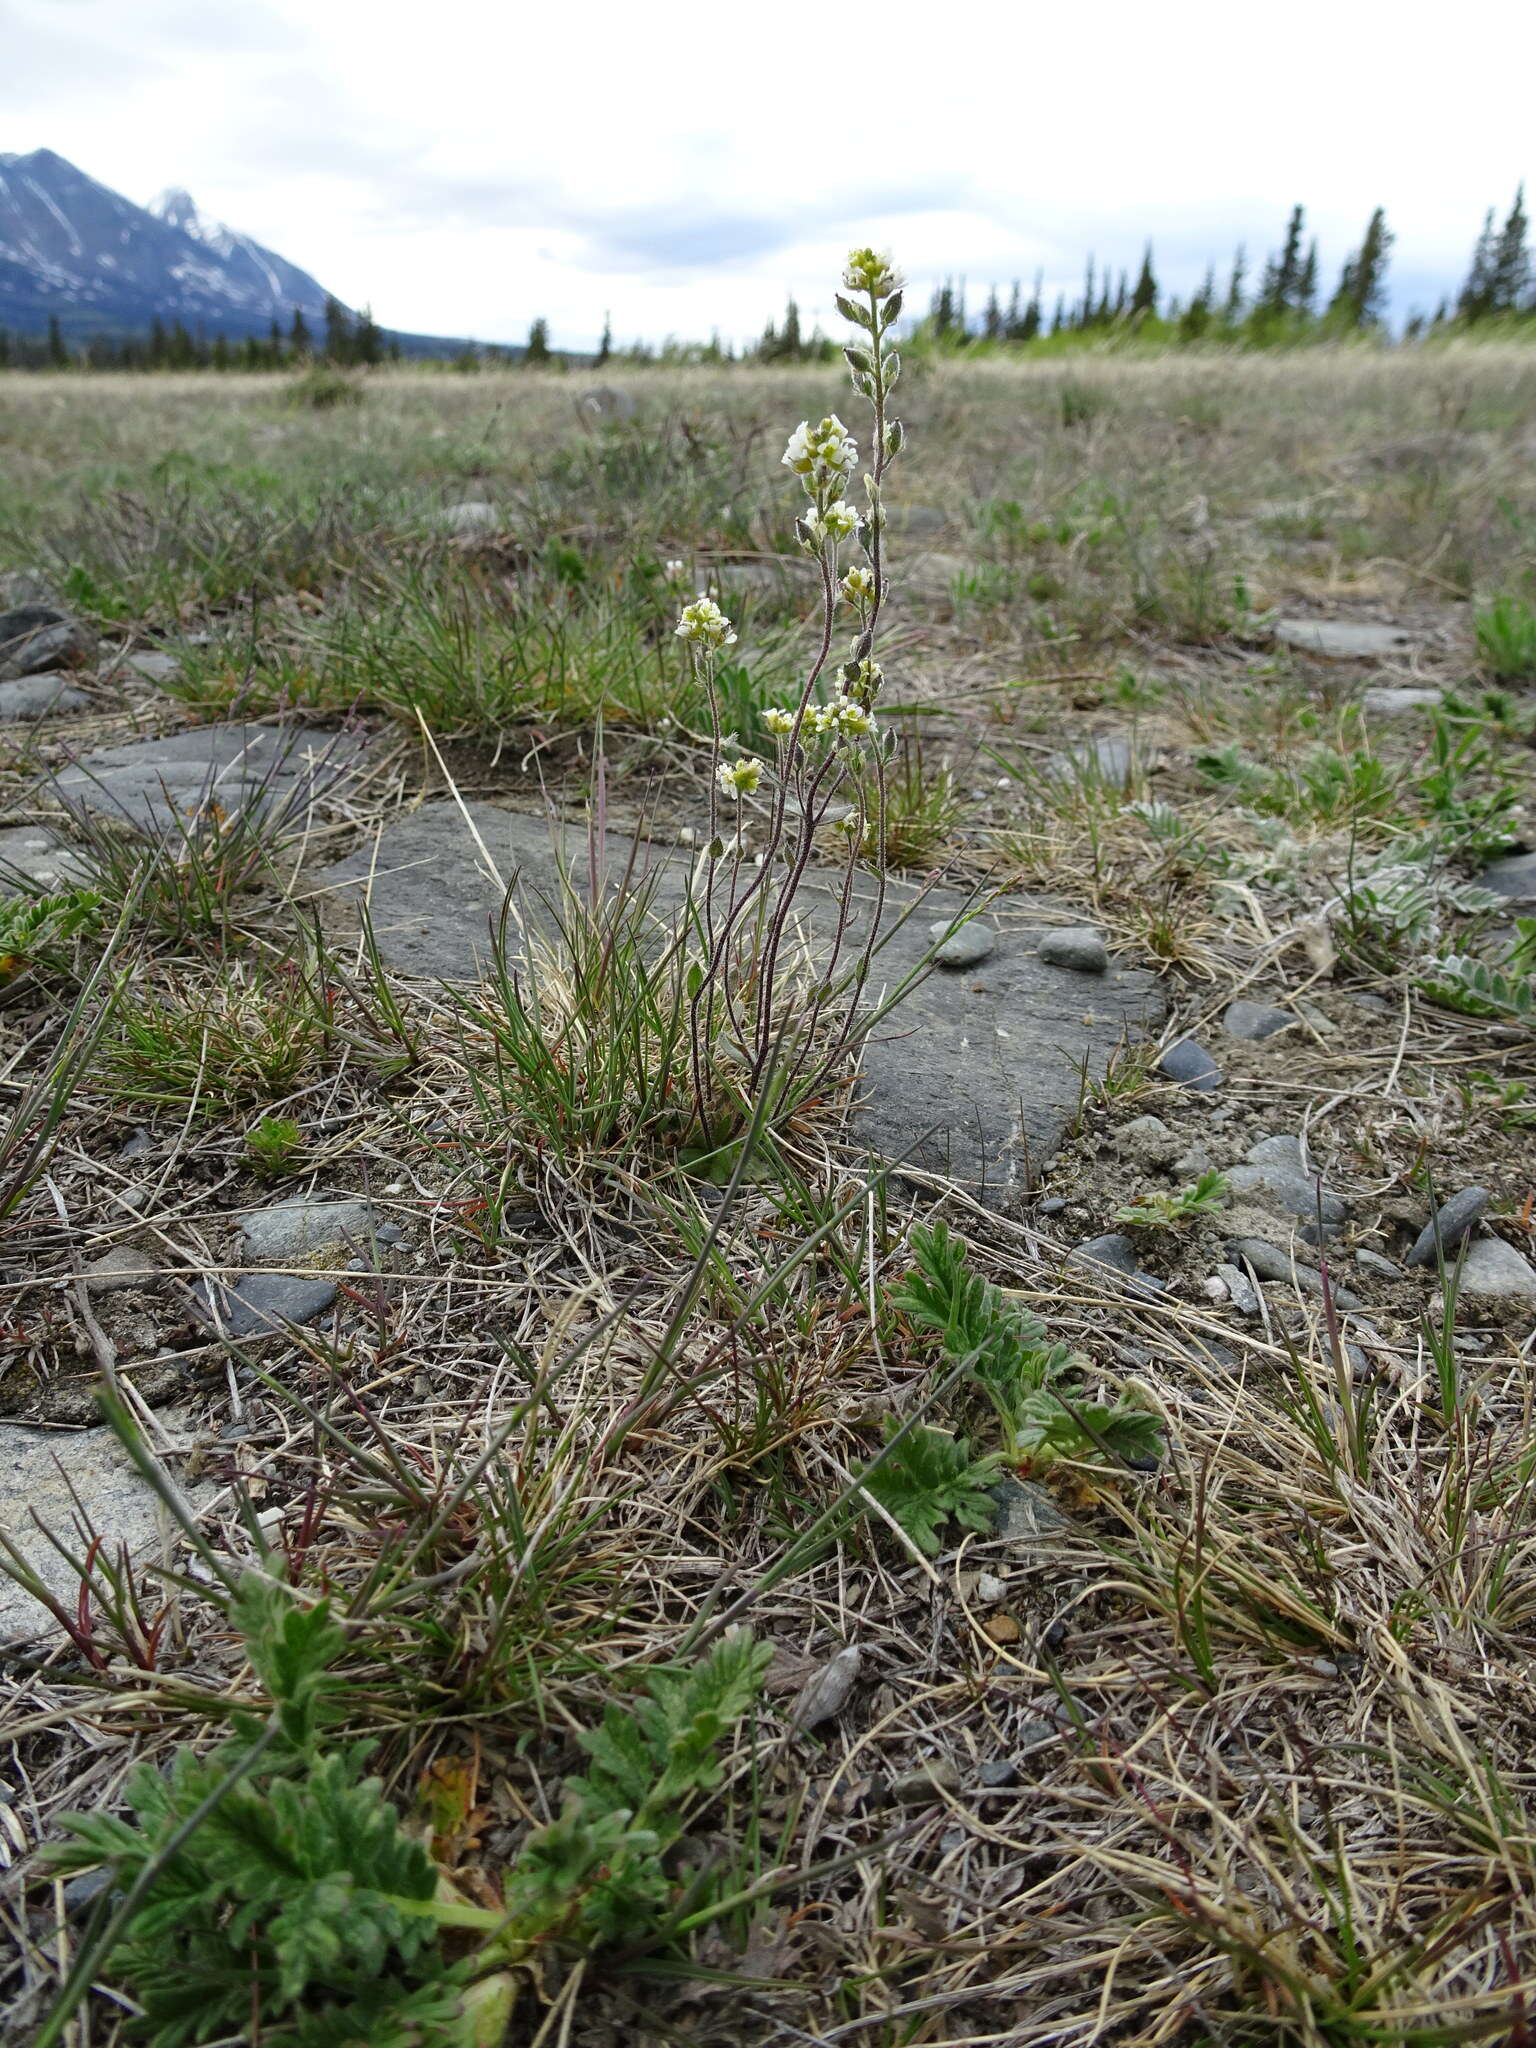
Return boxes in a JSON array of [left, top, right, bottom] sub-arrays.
[[6, 0, 1529, 343]]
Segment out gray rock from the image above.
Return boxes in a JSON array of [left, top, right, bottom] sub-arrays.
[[789, 1644, 862, 1730], [991, 1476, 1068, 1546], [1229, 1236, 1310, 1282], [1173, 1146, 1215, 1177], [317, 803, 1163, 1206], [1038, 928, 1109, 975], [1213, 1263, 1261, 1315], [1406, 1188, 1490, 1269], [1457, 1237, 1536, 1303], [1226, 1162, 1347, 1230], [0, 673, 91, 719], [0, 1424, 208, 1640], [202, 1272, 339, 1338], [1274, 617, 1415, 660], [1158, 1040, 1222, 1092], [1038, 1195, 1067, 1215], [1355, 1249, 1402, 1279], [891, 1759, 962, 1804], [1361, 687, 1443, 716], [50, 723, 367, 836], [0, 569, 55, 607], [436, 500, 502, 536], [84, 1245, 159, 1293], [929, 918, 995, 969], [0, 605, 97, 682], [1116, 1114, 1180, 1168], [978, 1758, 1020, 1788], [576, 385, 637, 424], [118, 650, 183, 685], [0, 826, 89, 891], [238, 1198, 390, 1264], [1047, 734, 1135, 785], [1222, 1000, 1294, 1042], [1247, 1133, 1308, 1171], [1479, 851, 1536, 909], [1068, 1232, 1140, 1277]]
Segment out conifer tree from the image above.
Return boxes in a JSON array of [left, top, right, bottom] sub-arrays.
[[1223, 246, 1246, 324], [149, 315, 168, 368], [1130, 244, 1158, 317], [1051, 292, 1066, 335], [289, 307, 312, 356], [595, 313, 612, 367], [983, 287, 1002, 340], [1298, 241, 1319, 319], [353, 306, 383, 366], [1457, 209, 1498, 322], [1489, 185, 1530, 315], [1328, 207, 1393, 329], [268, 318, 284, 362], [46, 315, 67, 368], [323, 296, 353, 363], [525, 317, 551, 366]]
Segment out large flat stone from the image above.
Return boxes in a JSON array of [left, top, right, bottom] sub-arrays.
[[1275, 618, 1416, 661], [0, 673, 91, 720], [1481, 851, 1536, 909], [0, 1424, 205, 1642], [319, 804, 1163, 1203], [48, 722, 367, 835]]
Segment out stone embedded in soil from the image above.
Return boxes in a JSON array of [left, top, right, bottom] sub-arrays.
[[317, 803, 1164, 1205], [85, 1245, 159, 1293], [1406, 1187, 1490, 1268], [1037, 928, 1109, 975], [1046, 733, 1135, 786], [929, 918, 995, 969], [1230, 1236, 1315, 1282], [0, 1423, 207, 1640], [0, 825, 89, 890], [1356, 1248, 1401, 1279], [1067, 1232, 1140, 1277], [978, 1759, 1020, 1788], [891, 1759, 962, 1804], [202, 1271, 339, 1338], [1226, 1162, 1347, 1233], [1213, 1262, 1261, 1315], [1158, 1039, 1222, 1092], [1274, 617, 1415, 660], [1222, 999, 1294, 1042], [1456, 1236, 1536, 1303], [0, 673, 91, 719], [1361, 687, 1443, 716], [1116, 1114, 1180, 1168], [238, 1198, 395, 1264], [1480, 851, 1536, 909], [0, 604, 97, 682], [115, 649, 183, 686], [48, 722, 367, 835], [991, 1476, 1068, 1546]]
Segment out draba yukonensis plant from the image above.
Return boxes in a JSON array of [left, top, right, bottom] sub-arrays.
[[673, 247, 916, 1144]]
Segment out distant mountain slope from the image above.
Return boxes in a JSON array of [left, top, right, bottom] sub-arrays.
[[0, 148, 336, 340]]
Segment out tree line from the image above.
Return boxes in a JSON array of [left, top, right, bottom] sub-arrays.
[[3, 189, 1531, 373]]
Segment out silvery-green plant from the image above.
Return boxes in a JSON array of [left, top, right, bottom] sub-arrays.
[[673, 247, 917, 1144]]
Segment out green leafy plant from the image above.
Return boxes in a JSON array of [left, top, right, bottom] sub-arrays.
[[1115, 1168, 1230, 1228], [246, 1114, 304, 1175], [862, 1419, 1001, 1554], [1424, 920, 1536, 1022], [42, 1575, 771, 2047], [1474, 592, 1536, 682], [0, 885, 102, 984]]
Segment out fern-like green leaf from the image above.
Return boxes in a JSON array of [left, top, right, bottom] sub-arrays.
[[862, 1420, 1001, 1555]]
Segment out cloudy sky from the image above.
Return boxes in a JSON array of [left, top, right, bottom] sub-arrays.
[[5, 0, 1530, 346]]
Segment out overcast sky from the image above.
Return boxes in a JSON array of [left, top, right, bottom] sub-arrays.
[[5, 0, 1530, 346]]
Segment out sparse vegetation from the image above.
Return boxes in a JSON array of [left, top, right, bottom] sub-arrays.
[[3, 262, 1536, 2047]]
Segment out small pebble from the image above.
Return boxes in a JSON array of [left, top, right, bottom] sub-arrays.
[[1038, 1195, 1067, 1216], [1038, 927, 1109, 974], [891, 1759, 962, 1806], [1406, 1187, 1489, 1269], [1214, 1262, 1261, 1315], [1222, 999, 1294, 1042], [1355, 1249, 1400, 1279], [975, 1572, 1007, 1605], [929, 919, 995, 969], [978, 1759, 1020, 1788], [1158, 1040, 1222, 1092], [1068, 1232, 1140, 1277]]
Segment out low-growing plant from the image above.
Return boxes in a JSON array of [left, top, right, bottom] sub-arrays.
[[855, 733, 966, 870], [1474, 591, 1536, 681], [284, 363, 364, 410], [1115, 1168, 1230, 1228], [1424, 918, 1536, 1022], [41, 1573, 772, 2048], [0, 885, 103, 985], [245, 1113, 304, 1175]]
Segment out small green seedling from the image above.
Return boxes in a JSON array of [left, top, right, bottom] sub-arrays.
[[246, 1114, 304, 1175], [1115, 1168, 1230, 1228]]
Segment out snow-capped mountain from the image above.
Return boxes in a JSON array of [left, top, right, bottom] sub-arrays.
[[0, 149, 338, 339]]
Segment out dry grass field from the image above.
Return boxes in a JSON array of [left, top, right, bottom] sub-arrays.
[[1, 335, 1535, 2046]]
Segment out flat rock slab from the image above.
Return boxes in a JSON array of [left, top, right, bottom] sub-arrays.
[[319, 804, 1163, 1204], [1275, 618, 1416, 661], [0, 1423, 207, 1641], [1481, 851, 1536, 908], [48, 722, 367, 835], [0, 824, 90, 890], [0, 673, 92, 720]]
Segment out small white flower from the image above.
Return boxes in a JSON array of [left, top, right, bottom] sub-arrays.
[[809, 703, 840, 736], [833, 698, 878, 739], [802, 499, 858, 547], [716, 756, 762, 799], [840, 565, 876, 606], [762, 706, 796, 735], [843, 247, 901, 298], [782, 414, 858, 486], [662, 557, 686, 580], [675, 596, 737, 648]]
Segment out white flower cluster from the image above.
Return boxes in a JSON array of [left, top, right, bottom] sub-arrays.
[[801, 501, 859, 546], [842, 247, 901, 298], [674, 596, 737, 649], [762, 706, 796, 736], [839, 565, 875, 607], [782, 415, 858, 490], [716, 756, 762, 800]]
